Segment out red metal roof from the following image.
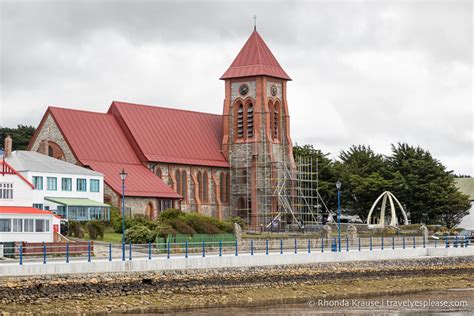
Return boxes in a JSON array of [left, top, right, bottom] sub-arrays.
[[0, 160, 35, 189], [109, 101, 229, 167], [0, 206, 54, 215], [46, 107, 181, 199], [220, 30, 291, 80]]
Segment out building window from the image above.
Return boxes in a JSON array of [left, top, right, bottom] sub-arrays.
[[197, 171, 209, 203], [237, 104, 244, 138], [273, 103, 279, 140], [33, 203, 44, 210], [24, 219, 34, 232], [77, 178, 87, 192], [175, 170, 181, 195], [181, 170, 187, 200], [62, 178, 72, 191], [0, 183, 13, 199], [35, 219, 50, 232], [47, 177, 57, 191], [33, 176, 43, 190], [247, 104, 254, 138], [12, 218, 22, 232], [90, 179, 100, 192], [0, 219, 11, 232], [220, 172, 231, 203]]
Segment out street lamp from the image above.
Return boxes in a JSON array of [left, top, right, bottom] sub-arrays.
[[336, 180, 341, 252], [119, 168, 127, 261]]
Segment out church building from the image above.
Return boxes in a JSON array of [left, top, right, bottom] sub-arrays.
[[28, 29, 295, 228]]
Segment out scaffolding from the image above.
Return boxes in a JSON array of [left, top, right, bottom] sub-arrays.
[[230, 142, 328, 231]]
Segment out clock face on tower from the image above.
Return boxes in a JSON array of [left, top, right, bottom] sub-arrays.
[[271, 85, 278, 97], [239, 84, 249, 96]]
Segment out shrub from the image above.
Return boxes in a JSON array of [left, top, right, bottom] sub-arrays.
[[125, 224, 154, 243], [182, 213, 220, 234], [225, 216, 246, 230], [159, 208, 185, 221], [152, 223, 176, 239], [109, 207, 123, 233], [68, 221, 84, 238], [167, 219, 196, 235], [86, 221, 105, 240], [125, 215, 158, 231]]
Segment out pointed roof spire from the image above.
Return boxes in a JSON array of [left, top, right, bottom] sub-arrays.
[[220, 30, 291, 80]]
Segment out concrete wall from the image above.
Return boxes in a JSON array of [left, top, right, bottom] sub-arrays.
[[1, 246, 471, 277]]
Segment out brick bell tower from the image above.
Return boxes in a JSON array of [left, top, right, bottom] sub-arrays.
[[221, 29, 295, 229]]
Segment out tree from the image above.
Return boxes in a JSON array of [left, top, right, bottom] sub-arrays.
[[387, 143, 470, 227], [337, 145, 393, 221], [0, 125, 36, 150]]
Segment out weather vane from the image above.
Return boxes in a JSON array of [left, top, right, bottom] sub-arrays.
[[253, 15, 257, 31]]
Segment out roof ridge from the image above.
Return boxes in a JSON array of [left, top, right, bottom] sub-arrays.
[[49, 106, 111, 116], [111, 101, 222, 117]]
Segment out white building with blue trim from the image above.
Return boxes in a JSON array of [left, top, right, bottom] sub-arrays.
[[4, 150, 110, 221]]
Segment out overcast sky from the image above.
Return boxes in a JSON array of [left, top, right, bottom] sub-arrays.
[[0, 0, 472, 175]]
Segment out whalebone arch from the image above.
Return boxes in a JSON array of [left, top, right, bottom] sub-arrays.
[[367, 191, 409, 228]]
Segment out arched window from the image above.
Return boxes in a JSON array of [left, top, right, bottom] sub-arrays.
[[220, 172, 230, 203], [237, 104, 244, 138], [269, 100, 274, 138], [181, 170, 187, 200], [273, 103, 279, 140], [175, 170, 181, 195], [202, 172, 209, 203], [197, 171, 203, 202], [247, 104, 254, 138]]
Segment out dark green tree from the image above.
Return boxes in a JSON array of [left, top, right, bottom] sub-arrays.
[[387, 143, 470, 227], [0, 125, 36, 151], [337, 145, 393, 221]]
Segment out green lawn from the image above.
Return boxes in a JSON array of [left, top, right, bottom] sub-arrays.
[[84, 232, 124, 244]]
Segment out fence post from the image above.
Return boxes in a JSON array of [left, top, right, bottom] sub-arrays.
[[423, 236, 426, 248], [294, 239, 297, 254], [392, 236, 395, 250], [88, 241, 91, 262], [321, 238, 324, 253], [66, 242, 70, 263], [109, 243, 112, 262], [369, 237, 372, 251], [235, 240, 238, 256], [122, 242, 125, 261], [346, 237, 349, 252], [381, 237, 384, 250], [413, 236, 416, 249], [250, 240, 254, 256], [308, 239, 311, 254], [358, 238, 361, 251], [43, 241, 46, 264], [403, 236, 406, 249], [266, 240, 269, 255], [445, 236, 449, 248], [218, 240, 222, 257], [202, 241, 206, 257], [148, 242, 152, 260], [129, 242, 132, 260], [435, 239, 437, 248], [167, 241, 170, 259], [186, 240, 189, 258], [455, 235, 459, 248], [280, 239, 283, 254], [19, 244, 23, 266]]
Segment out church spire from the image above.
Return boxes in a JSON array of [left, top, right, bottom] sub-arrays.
[[220, 30, 291, 81]]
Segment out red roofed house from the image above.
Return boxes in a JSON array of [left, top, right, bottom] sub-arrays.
[[28, 30, 295, 228]]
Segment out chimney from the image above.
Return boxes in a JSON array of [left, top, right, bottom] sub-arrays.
[[4, 135, 12, 157], [38, 139, 49, 155]]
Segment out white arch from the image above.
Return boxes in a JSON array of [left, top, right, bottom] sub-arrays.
[[367, 191, 408, 228]]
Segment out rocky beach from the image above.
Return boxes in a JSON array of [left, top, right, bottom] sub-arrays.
[[0, 256, 473, 314]]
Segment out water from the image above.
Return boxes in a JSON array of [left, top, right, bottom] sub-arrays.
[[123, 288, 474, 315]]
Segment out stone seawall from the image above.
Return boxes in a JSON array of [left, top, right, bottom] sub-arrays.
[[1, 256, 473, 311]]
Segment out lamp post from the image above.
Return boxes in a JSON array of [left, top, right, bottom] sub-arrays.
[[120, 168, 127, 261], [336, 180, 341, 252]]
